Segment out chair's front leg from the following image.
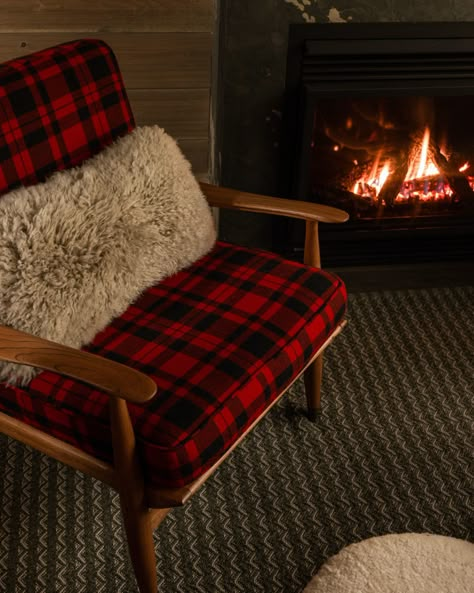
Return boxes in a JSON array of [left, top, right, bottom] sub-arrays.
[[120, 493, 158, 593], [110, 398, 158, 593]]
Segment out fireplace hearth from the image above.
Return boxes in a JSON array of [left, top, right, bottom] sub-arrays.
[[282, 23, 474, 265]]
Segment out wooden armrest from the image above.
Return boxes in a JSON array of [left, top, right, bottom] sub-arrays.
[[0, 326, 157, 404], [200, 183, 349, 224]]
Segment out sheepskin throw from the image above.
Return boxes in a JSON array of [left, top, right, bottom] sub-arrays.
[[0, 126, 216, 385], [303, 533, 474, 593]]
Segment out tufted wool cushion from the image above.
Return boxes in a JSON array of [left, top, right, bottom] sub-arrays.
[[0, 242, 347, 488], [0, 125, 216, 385], [304, 533, 474, 593]]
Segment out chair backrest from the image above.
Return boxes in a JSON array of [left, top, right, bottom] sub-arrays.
[[0, 38, 135, 198]]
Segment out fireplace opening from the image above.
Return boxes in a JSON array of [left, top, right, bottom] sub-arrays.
[[310, 95, 474, 218], [281, 23, 474, 265]]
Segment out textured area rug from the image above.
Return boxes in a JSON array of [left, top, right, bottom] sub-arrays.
[[0, 287, 473, 593]]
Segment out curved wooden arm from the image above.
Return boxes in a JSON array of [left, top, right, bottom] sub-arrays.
[[0, 326, 157, 404], [200, 183, 349, 224]]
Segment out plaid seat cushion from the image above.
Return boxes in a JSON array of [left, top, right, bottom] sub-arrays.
[[0, 38, 134, 197], [0, 242, 347, 489]]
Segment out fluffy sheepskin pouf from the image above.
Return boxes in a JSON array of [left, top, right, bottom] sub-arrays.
[[303, 533, 474, 593]]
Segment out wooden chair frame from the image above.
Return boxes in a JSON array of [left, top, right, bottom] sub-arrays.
[[0, 183, 348, 593]]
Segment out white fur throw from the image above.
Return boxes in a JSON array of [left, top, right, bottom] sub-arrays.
[[0, 126, 216, 385]]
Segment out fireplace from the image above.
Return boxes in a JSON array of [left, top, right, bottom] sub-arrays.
[[282, 23, 474, 265]]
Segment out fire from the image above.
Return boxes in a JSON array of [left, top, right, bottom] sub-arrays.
[[351, 126, 472, 203], [405, 127, 439, 181], [379, 163, 391, 188], [416, 128, 431, 178]]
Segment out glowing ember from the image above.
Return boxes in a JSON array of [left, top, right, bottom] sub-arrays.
[[351, 126, 472, 203]]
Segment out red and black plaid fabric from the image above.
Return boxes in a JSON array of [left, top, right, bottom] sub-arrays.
[[0, 242, 347, 488], [0, 38, 134, 197]]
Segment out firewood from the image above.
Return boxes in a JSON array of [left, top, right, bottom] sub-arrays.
[[323, 123, 407, 155], [377, 149, 410, 206], [429, 141, 474, 205]]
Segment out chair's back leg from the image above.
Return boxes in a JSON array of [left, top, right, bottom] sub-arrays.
[[304, 354, 323, 421], [110, 398, 159, 593]]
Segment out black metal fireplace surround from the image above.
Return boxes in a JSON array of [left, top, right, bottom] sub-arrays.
[[281, 23, 474, 265]]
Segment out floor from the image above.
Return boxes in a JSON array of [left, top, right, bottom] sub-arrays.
[[2, 284, 472, 593], [329, 260, 474, 293]]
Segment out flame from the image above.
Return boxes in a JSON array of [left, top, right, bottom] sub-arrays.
[[416, 127, 430, 179], [369, 150, 382, 182], [351, 152, 390, 197], [404, 127, 439, 181], [349, 126, 474, 203], [346, 125, 474, 204], [344, 118, 474, 202], [379, 163, 390, 188]]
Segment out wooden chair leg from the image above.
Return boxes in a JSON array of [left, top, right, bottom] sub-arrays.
[[304, 354, 323, 421], [110, 398, 159, 593], [120, 495, 158, 593]]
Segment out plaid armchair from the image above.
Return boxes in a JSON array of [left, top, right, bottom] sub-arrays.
[[0, 39, 348, 592]]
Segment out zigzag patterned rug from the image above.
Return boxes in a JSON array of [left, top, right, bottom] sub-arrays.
[[0, 287, 473, 593]]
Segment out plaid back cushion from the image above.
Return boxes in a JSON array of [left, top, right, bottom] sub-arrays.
[[0, 38, 135, 197]]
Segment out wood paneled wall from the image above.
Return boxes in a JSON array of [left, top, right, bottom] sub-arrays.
[[0, 1, 215, 176]]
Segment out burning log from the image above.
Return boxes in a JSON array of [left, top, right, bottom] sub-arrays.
[[323, 124, 407, 155], [320, 107, 474, 210], [377, 149, 410, 207], [429, 141, 474, 205], [311, 184, 372, 213]]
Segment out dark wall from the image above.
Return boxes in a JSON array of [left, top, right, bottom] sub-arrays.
[[216, 1, 474, 249]]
